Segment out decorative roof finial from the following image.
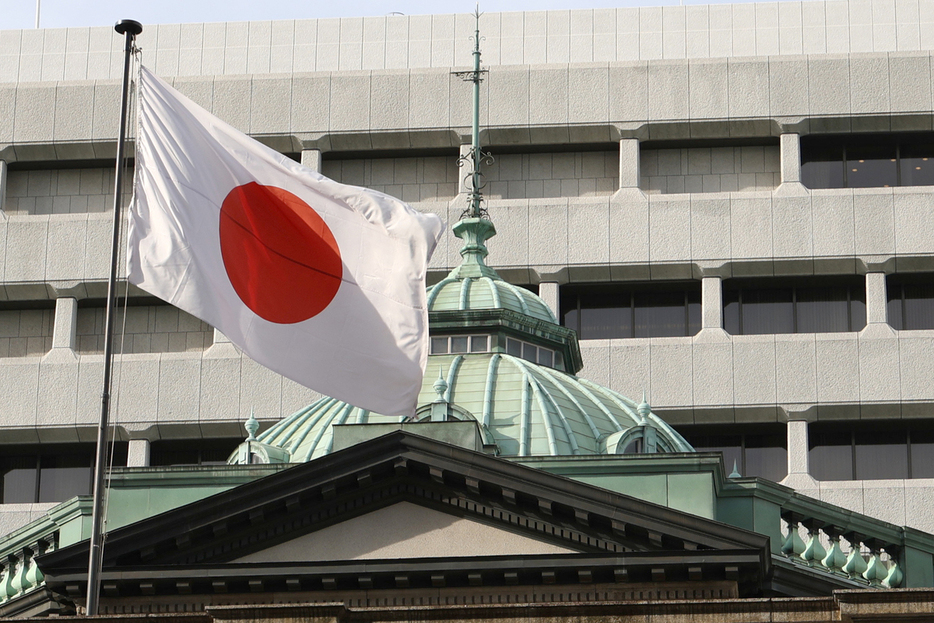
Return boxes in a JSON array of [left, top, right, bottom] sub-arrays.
[[729, 459, 742, 479], [433, 370, 449, 401], [453, 6, 492, 221], [245, 408, 259, 441], [637, 391, 651, 425]]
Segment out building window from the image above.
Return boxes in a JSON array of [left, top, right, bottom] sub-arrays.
[[0, 443, 127, 504], [504, 337, 562, 369], [723, 277, 866, 335], [887, 274, 934, 331], [149, 438, 242, 466], [560, 282, 701, 339], [676, 425, 787, 482], [809, 422, 934, 481], [430, 335, 490, 355], [801, 133, 934, 189]]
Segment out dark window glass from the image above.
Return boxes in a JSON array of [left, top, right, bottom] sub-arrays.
[[1, 455, 38, 504], [0, 444, 126, 504], [887, 274, 934, 330], [506, 338, 522, 357], [809, 429, 854, 481], [855, 429, 908, 480], [690, 434, 743, 476], [899, 144, 934, 186], [745, 433, 788, 481], [802, 143, 845, 188], [38, 454, 92, 503], [847, 142, 898, 188], [561, 282, 701, 339], [903, 284, 934, 330], [634, 290, 691, 338], [724, 277, 865, 335], [450, 336, 469, 353], [677, 425, 786, 482], [801, 133, 934, 189], [809, 422, 934, 481], [911, 429, 934, 478], [578, 289, 631, 339], [740, 287, 794, 334], [723, 289, 740, 335], [150, 438, 241, 466], [538, 349, 553, 367]]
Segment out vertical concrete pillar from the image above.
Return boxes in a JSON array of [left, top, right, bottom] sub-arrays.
[[618, 138, 640, 189], [301, 149, 322, 173], [780, 133, 801, 184], [52, 297, 78, 350], [0, 159, 7, 213], [214, 328, 231, 344], [865, 272, 888, 325], [701, 276, 722, 330], [539, 282, 560, 320], [127, 439, 151, 467], [786, 419, 810, 476]]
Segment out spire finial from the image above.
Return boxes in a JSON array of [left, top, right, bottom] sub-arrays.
[[433, 370, 449, 401], [453, 6, 492, 221], [245, 408, 259, 441], [637, 391, 651, 424]]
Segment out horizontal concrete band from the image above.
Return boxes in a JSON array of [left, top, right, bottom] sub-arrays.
[[2, 0, 933, 82], [1, 52, 934, 149], [0, 189, 932, 291]]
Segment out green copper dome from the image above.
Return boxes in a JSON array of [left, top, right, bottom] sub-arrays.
[[427, 219, 556, 324], [230, 217, 693, 465], [245, 354, 692, 461]]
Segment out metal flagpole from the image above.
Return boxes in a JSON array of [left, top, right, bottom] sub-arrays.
[[85, 18, 142, 617]]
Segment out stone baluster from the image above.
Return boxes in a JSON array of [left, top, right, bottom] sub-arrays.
[[862, 539, 887, 587], [24, 540, 48, 590], [842, 532, 869, 581], [883, 544, 904, 588], [7, 551, 26, 596], [800, 520, 827, 568], [821, 526, 848, 575], [781, 514, 806, 558], [0, 554, 15, 602]]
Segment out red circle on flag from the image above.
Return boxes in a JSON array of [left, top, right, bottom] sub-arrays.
[[219, 182, 342, 324]]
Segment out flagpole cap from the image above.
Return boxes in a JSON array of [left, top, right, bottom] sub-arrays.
[[115, 20, 143, 36]]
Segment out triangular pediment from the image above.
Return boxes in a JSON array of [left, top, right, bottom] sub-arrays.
[[39, 431, 776, 603], [233, 501, 578, 563]]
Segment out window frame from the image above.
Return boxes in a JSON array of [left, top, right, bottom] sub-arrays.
[[723, 276, 866, 336], [675, 424, 788, 482], [886, 273, 934, 331], [801, 132, 934, 189], [0, 443, 127, 504], [560, 281, 702, 340], [807, 421, 934, 481]]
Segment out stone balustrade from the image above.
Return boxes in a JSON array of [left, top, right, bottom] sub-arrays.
[[0, 534, 55, 606], [780, 510, 907, 588]]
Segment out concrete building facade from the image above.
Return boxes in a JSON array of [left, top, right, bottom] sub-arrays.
[[2, 0, 934, 538]]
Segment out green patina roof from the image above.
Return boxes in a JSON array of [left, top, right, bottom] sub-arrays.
[[231, 217, 693, 464], [251, 352, 692, 462], [427, 219, 556, 324]]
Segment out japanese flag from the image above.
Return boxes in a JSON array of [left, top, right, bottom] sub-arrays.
[[128, 66, 444, 416]]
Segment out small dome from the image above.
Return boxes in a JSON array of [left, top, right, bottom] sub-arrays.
[[238, 352, 693, 462], [427, 218, 556, 324]]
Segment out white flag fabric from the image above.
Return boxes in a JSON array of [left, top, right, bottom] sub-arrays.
[[128, 66, 444, 416]]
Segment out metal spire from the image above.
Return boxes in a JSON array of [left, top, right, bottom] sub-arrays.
[[454, 7, 492, 220]]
